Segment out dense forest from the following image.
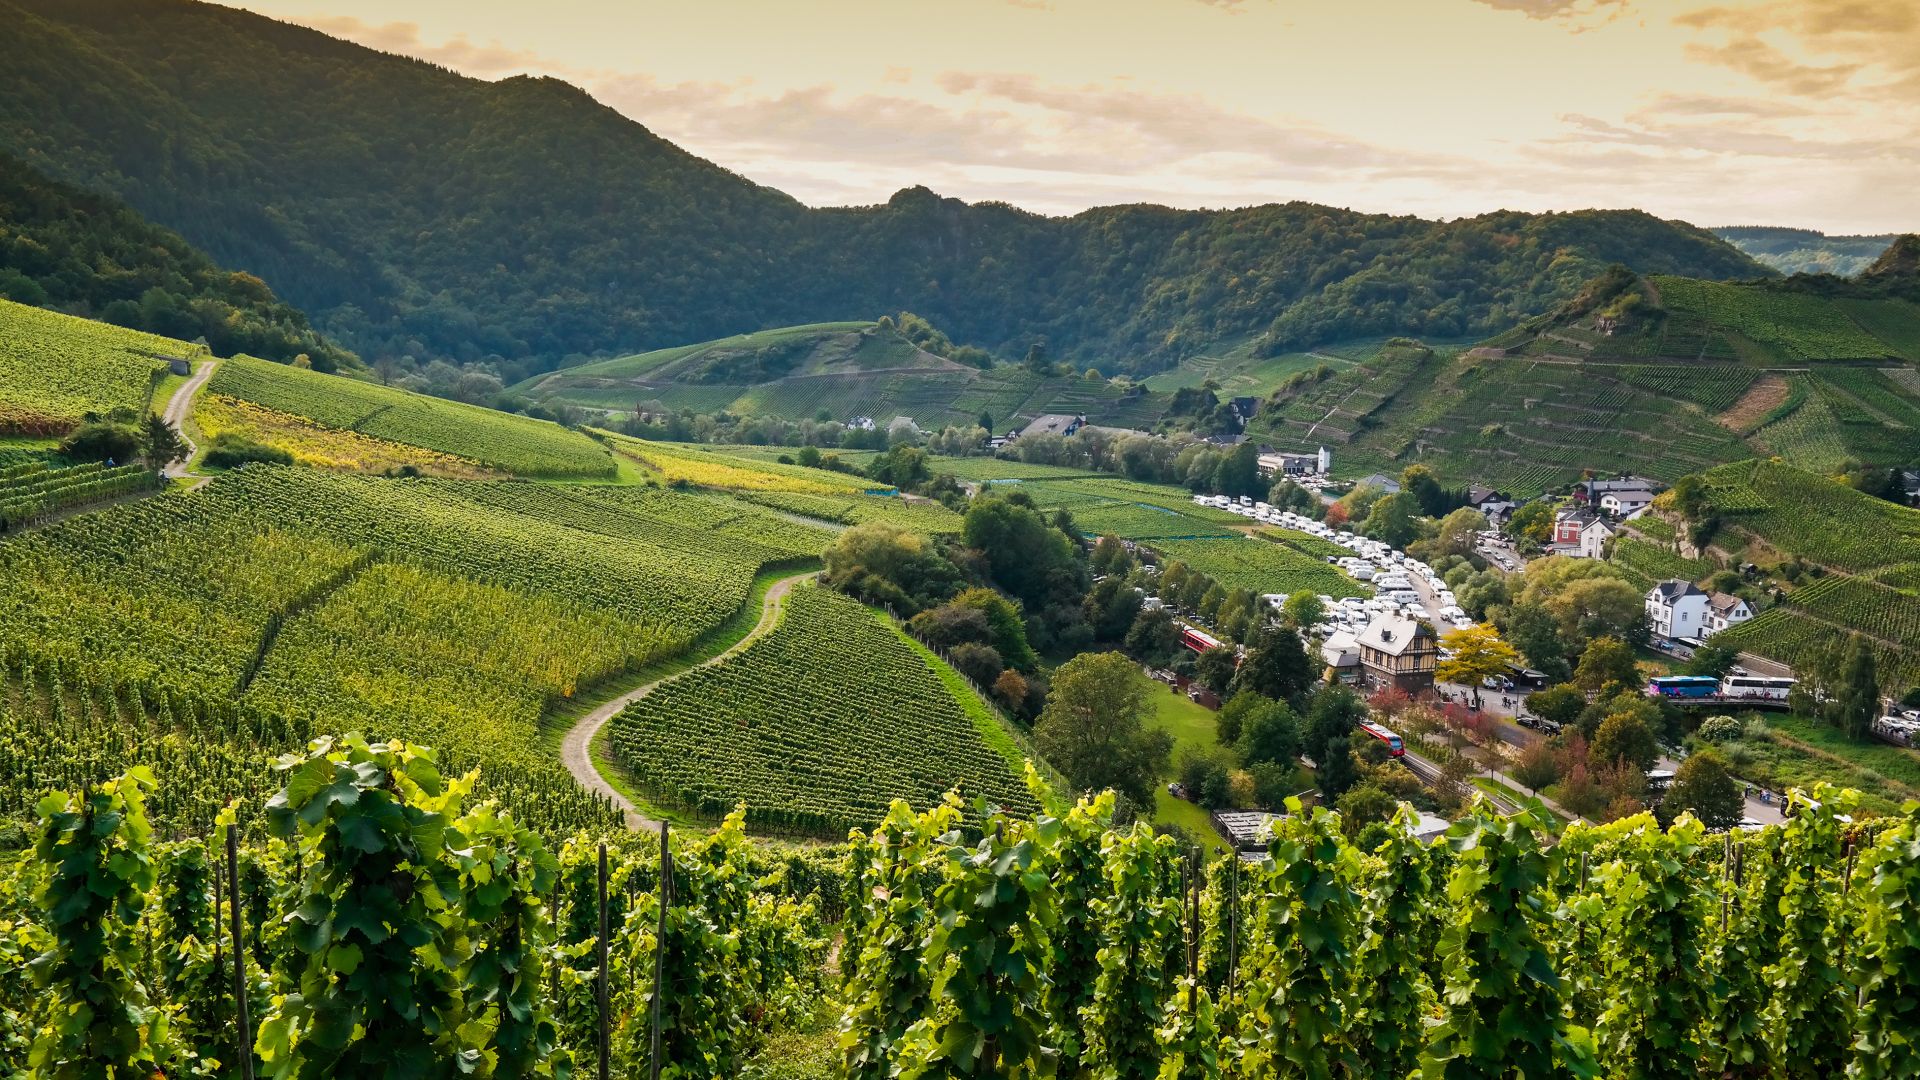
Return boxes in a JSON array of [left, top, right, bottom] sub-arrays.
[[0, 153, 355, 369], [0, 0, 1766, 380]]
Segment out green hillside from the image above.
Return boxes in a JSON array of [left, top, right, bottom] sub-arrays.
[[0, 297, 198, 434], [523, 320, 1178, 430], [1674, 460, 1920, 693], [1714, 226, 1902, 277], [207, 354, 616, 478], [0, 152, 352, 371], [0, 0, 1767, 379]]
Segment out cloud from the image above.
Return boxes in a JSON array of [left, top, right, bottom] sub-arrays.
[[1674, 0, 1920, 103], [289, 15, 574, 77], [1465, 0, 1629, 28]]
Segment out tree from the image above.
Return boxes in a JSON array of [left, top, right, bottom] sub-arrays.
[[1082, 576, 1143, 642], [1574, 635, 1640, 694], [948, 643, 1004, 689], [1431, 507, 1488, 559], [1398, 464, 1447, 517], [1659, 749, 1742, 829], [1591, 709, 1659, 773], [1503, 602, 1570, 683], [992, 670, 1029, 715], [1090, 535, 1129, 576], [1228, 625, 1316, 706], [1525, 684, 1585, 730], [1334, 783, 1398, 839], [910, 603, 993, 651], [1833, 636, 1881, 740], [1303, 685, 1366, 765], [824, 523, 965, 614], [1033, 652, 1173, 808], [1024, 341, 1050, 374], [1436, 624, 1520, 707], [951, 588, 1039, 671], [1213, 442, 1261, 498], [1317, 736, 1358, 800], [1510, 740, 1561, 794], [1123, 607, 1180, 668], [962, 494, 1089, 620], [1280, 592, 1325, 630], [144, 413, 184, 465], [59, 419, 143, 463], [1505, 499, 1557, 547], [1236, 697, 1304, 767], [1683, 639, 1740, 678], [1194, 647, 1237, 694], [1360, 492, 1421, 550]]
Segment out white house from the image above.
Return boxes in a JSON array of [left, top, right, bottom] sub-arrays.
[[1600, 488, 1656, 517], [1578, 516, 1617, 559], [1647, 579, 1710, 641], [1703, 592, 1755, 637]]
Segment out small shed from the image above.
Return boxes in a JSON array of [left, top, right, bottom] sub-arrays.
[[167, 357, 192, 377]]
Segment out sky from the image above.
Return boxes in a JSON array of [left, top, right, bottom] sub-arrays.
[[227, 0, 1918, 233]]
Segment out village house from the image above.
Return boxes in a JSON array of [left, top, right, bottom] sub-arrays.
[[1466, 485, 1516, 520], [1647, 580, 1709, 642], [1552, 506, 1616, 557], [1355, 614, 1438, 694], [1599, 487, 1656, 517], [1016, 413, 1086, 440], [1704, 591, 1755, 636]]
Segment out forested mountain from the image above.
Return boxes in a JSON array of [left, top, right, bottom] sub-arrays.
[[0, 0, 1767, 379], [1714, 226, 1902, 277], [0, 153, 354, 369]]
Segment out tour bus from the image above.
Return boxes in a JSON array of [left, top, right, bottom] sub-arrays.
[[1719, 674, 1796, 702], [1358, 720, 1405, 758], [1647, 675, 1721, 699]]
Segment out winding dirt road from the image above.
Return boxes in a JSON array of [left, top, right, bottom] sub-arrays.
[[161, 357, 218, 483], [560, 571, 811, 831]]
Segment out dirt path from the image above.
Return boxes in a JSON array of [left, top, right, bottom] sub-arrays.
[[161, 358, 218, 485], [560, 571, 811, 832]]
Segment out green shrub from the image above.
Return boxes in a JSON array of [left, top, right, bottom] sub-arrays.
[[202, 432, 293, 469]]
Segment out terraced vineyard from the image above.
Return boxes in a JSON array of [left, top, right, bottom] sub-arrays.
[[0, 468, 832, 833], [208, 354, 615, 477], [0, 459, 159, 529], [607, 585, 1035, 835], [1652, 277, 1912, 362], [1609, 536, 1718, 589], [0, 298, 193, 434], [1147, 536, 1366, 599], [1698, 461, 1920, 575]]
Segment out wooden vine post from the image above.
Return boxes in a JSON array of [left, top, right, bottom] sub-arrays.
[[597, 843, 610, 1080], [227, 824, 254, 1080], [650, 824, 672, 1080]]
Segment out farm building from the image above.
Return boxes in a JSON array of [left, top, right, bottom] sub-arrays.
[[1647, 580, 1709, 641], [1259, 445, 1331, 478], [1355, 615, 1438, 694], [1018, 413, 1085, 439]]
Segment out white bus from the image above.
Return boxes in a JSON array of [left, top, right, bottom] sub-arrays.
[[1719, 675, 1796, 702]]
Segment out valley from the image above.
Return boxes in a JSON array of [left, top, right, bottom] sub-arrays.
[[0, 2, 1916, 1077]]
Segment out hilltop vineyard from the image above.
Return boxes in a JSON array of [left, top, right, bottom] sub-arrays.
[[1, 746, 1914, 1079], [609, 586, 1035, 835]]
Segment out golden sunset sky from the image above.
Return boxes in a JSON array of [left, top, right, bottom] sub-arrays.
[[229, 0, 1916, 232]]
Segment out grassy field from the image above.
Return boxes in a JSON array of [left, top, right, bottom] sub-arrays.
[[1148, 536, 1368, 598], [209, 354, 615, 477], [1143, 682, 1228, 851]]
